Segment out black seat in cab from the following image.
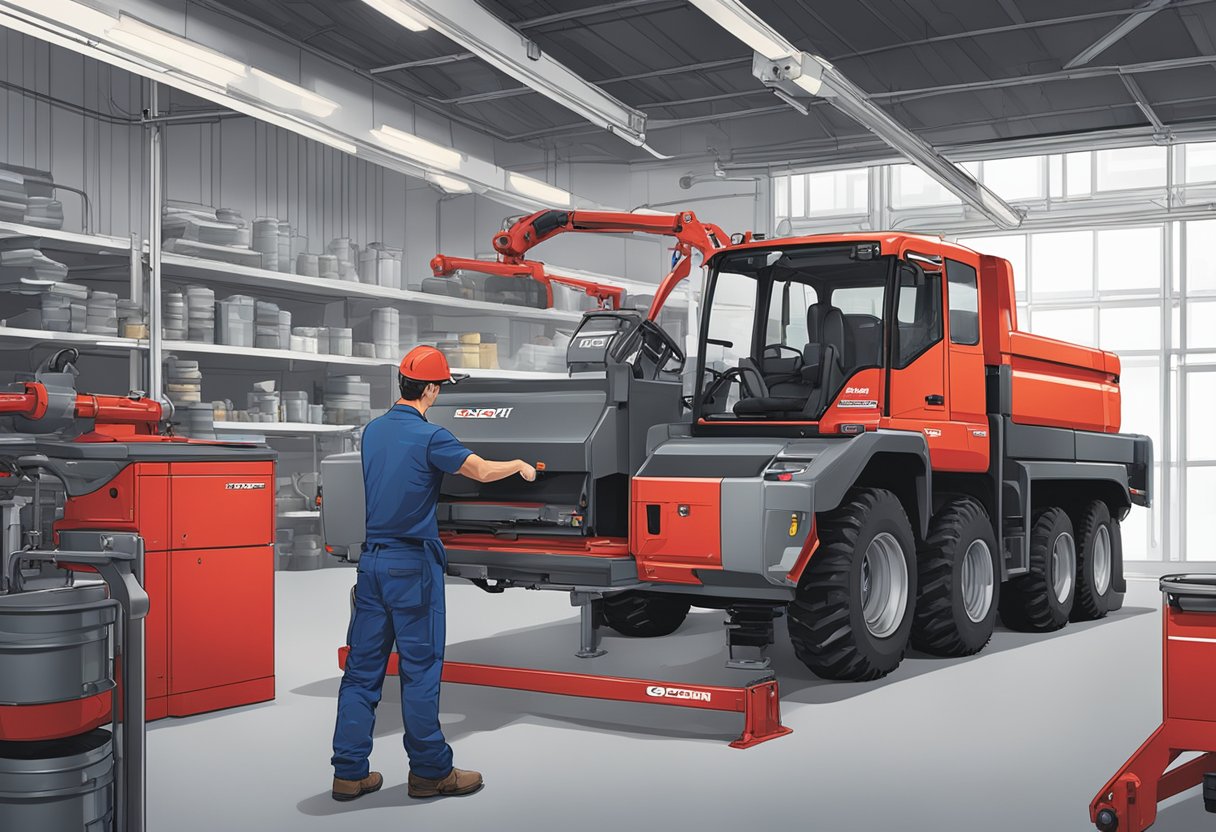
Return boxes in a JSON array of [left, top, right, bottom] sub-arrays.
[[733, 303, 847, 419]]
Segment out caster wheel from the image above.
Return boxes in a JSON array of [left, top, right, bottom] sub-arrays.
[[1095, 808, 1118, 832]]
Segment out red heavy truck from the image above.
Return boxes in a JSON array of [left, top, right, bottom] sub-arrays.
[[322, 211, 1152, 681]]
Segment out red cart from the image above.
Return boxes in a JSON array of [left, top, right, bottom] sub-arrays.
[[1091, 575, 1216, 830]]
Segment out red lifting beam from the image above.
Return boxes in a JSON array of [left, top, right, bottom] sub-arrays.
[[338, 646, 792, 750], [429, 254, 626, 311]]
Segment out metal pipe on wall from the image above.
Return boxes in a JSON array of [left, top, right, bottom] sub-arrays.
[[146, 82, 162, 402]]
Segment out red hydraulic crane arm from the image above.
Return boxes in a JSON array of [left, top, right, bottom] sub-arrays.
[[490, 209, 728, 320], [0, 382, 164, 431]]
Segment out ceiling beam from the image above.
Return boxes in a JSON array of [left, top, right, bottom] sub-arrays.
[[1064, 0, 1174, 69], [374, 0, 652, 150], [876, 52, 1216, 103], [1120, 72, 1166, 132], [431, 56, 752, 106], [368, 0, 673, 74]]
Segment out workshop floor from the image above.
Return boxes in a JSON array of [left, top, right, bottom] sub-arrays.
[[147, 570, 1210, 832]]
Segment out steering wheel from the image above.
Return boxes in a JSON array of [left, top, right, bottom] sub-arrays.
[[636, 319, 686, 378]]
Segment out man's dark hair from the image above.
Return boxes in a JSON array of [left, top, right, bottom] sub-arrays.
[[399, 374, 432, 401]]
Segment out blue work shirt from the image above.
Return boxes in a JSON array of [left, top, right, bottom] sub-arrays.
[[361, 403, 473, 544]]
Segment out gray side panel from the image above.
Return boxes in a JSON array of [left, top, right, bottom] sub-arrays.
[[1005, 421, 1075, 460], [802, 430, 933, 535], [320, 451, 365, 557], [1017, 460, 1129, 491], [429, 390, 608, 472], [720, 479, 764, 574], [1075, 431, 1136, 464]]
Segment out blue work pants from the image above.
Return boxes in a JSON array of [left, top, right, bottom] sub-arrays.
[[331, 540, 452, 780]]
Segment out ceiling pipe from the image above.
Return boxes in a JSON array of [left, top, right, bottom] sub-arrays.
[[688, 0, 1026, 228]]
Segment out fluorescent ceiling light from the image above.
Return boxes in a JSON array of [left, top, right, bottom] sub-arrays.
[[427, 173, 472, 194], [230, 68, 339, 118], [689, 0, 793, 61], [360, 0, 429, 32], [2, 0, 115, 32], [386, 0, 651, 151], [370, 124, 464, 171], [107, 14, 247, 87], [506, 172, 571, 206]]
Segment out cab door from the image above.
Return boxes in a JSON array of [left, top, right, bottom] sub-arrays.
[[944, 255, 990, 471], [885, 251, 949, 431]]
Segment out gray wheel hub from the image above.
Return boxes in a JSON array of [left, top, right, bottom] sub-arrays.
[[960, 539, 995, 624], [1051, 532, 1076, 604], [1092, 525, 1112, 596], [860, 532, 909, 639]]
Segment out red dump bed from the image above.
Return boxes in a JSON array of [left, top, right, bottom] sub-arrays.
[[978, 254, 1121, 434]]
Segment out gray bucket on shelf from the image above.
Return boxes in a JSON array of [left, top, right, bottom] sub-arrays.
[[0, 584, 116, 706], [0, 729, 115, 832]]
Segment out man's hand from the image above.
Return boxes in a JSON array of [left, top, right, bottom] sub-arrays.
[[517, 461, 537, 482]]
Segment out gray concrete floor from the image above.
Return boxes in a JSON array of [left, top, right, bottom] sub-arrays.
[[146, 571, 1213, 832]]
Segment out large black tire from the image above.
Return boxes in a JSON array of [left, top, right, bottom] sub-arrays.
[[999, 507, 1077, 632], [1072, 501, 1118, 621], [788, 488, 917, 681], [601, 591, 690, 637], [912, 497, 1001, 657]]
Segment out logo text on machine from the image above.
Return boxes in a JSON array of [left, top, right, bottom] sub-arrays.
[[645, 685, 712, 703], [454, 408, 515, 419], [225, 482, 267, 490]]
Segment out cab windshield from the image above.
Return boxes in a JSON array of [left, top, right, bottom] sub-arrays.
[[697, 244, 894, 421]]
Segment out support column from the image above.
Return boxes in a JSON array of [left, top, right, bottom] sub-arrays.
[[146, 82, 163, 401]]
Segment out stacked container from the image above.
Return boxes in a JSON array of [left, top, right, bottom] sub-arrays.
[[254, 301, 281, 349], [40, 283, 89, 333], [84, 291, 117, 337], [162, 292, 186, 341], [324, 376, 372, 426], [0, 584, 119, 831], [251, 218, 279, 271], [185, 286, 215, 343], [371, 307, 399, 359], [163, 357, 202, 405], [216, 295, 255, 347]]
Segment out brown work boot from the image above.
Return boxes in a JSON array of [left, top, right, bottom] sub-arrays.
[[407, 767, 483, 799], [331, 771, 383, 802]]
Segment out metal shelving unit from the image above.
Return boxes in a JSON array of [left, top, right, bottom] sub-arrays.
[[212, 421, 357, 435], [162, 339, 568, 378], [0, 220, 131, 255], [0, 326, 147, 353], [160, 253, 585, 324]]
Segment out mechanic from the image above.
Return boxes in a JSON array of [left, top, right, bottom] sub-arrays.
[[331, 345, 537, 802]]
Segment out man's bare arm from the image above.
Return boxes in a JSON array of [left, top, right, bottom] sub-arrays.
[[458, 455, 537, 483]]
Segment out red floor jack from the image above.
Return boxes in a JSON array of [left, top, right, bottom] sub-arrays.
[[337, 599, 792, 749], [1091, 575, 1216, 831]]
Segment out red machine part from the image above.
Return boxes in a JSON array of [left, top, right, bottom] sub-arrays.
[[0, 382, 164, 433], [488, 209, 727, 320], [337, 646, 791, 749], [429, 254, 626, 311], [54, 459, 276, 723], [1090, 576, 1216, 831]]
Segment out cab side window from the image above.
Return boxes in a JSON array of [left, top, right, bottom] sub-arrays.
[[946, 259, 980, 346], [893, 263, 943, 368]]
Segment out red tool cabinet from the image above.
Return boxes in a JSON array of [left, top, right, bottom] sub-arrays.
[[0, 442, 275, 741], [1091, 575, 1216, 831]]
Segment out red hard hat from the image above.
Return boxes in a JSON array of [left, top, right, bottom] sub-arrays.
[[399, 345, 456, 383]]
